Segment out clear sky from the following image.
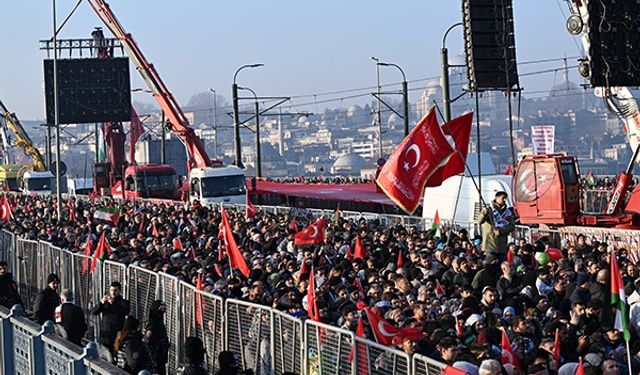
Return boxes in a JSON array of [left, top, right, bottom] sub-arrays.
[[2, 0, 583, 120]]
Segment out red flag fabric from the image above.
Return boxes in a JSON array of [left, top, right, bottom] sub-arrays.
[[294, 217, 327, 245], [396, 251, 404, 269], [90, 232, 107, 273], [213, 264, 223, 278], [501, 329, 523, 371], [23, 202, 30, 213], [246, 193, 256, 219], [504, 164, 513, 176], [307, 267, 320, 322], [425, 112, 474, 187], [0, 194, 11, 223], [435, 279, 445, 298], [552, 328, 561, 369], [349, 315, 369, 374], [138, 215, 145, 234], [68, 201, 75, 222], [299, 260, 310, 279], [576, 357, 584, 375], [353, 235, 366, 260], [173, 237, 183, 251], [82, 235, 93, 274], [507, 249, 514, 264], [376, 108, 456, 214], [195, 275, 204, 329], [366, 308, 424, 346], [346, 246, 353, 260], [152, 222, 159, 238], [129, 107, 144, 164], [220, 207, 251, 277], [444, 366, 468, 375], [353, 278, 364, 295], [455, 318, 463, 337], [217, 229, 225, 262], [289, 217, 298, 232]]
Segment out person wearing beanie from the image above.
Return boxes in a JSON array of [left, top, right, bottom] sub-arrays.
[[114, 316, 152, 374], [143, 300, 169, 375], [33, 273, 60, 324], [181, 336, 207, 375]]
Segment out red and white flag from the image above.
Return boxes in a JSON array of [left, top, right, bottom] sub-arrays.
[[307, 267, 320, 322], [501, 329, 523, 371], [366, 308, 424, 346], [220, 207, 251, 278], [376, 108, 456, 214], [294, 217, 327, 245], [246, 193, 256, 219], [425, 112, 474, 187], [0, 194, 12, 223]]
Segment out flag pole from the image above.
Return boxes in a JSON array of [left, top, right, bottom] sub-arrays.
[[626, 339, 633, 375]]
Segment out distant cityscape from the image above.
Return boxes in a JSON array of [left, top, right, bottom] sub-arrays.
[[11, 55, 629, 180]]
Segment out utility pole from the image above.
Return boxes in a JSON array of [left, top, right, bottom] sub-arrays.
[[377, 62, 409, 137], [238, 86, 261, 178], [209, 88, 218, 158], [371, 56, 383, 157], [52, 0, 62, 219], [160, 112, 165, 164], [441, 23, 462, 123], [232, 64, 263, 168]]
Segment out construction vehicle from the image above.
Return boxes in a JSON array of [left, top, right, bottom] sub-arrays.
[[88, 0, 246, 205], [514, 1, 640, 233], [0, 100, 54, 194]]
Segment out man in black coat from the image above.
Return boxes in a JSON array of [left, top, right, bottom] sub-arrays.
[[0, 261, 22, 309], [144, 300, 170, 375], [33, 273, 60, 324], [54, 289, 87, 346], [92, 281, 130, 355]]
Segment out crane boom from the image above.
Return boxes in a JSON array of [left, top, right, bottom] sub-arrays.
[[0, 100, 47, 172], [87, 0, 213, 171], [568, 1, 640, 156]]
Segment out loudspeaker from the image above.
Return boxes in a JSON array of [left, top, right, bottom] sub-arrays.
[[588, 1, 640, 87], [462, 0, 519, 91], [44, 58, 131, 125]]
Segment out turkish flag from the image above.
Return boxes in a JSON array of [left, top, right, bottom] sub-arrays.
[[294, 217, 327, 245], [376, 108, 455, 214], [501, 329, 523, 371], [299, 260, 310, 279], [246, 193, 256, 219], [220, 207, 251, 277], [425, 112, 474, 187], [353, 235, 366, 259], [366, 308, 424, 346], [0, 194, 12, 223], [307, 267, 320, 322]]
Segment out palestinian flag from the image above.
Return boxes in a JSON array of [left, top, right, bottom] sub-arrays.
[[435, 279, 445, 298], [93, 207, 121, 224], [611, 250, 631, 341], [586, 171, 596, 186], [432, 209, 442, 239], [90, 232, 109, 273]]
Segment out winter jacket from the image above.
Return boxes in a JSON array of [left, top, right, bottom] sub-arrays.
[[92, 296, 130, 348], [55, 302, 87, 346], [0, 273, 22, 308], [34, 286, 60, 324], [144, 301, 170, 374], [477, 200, 515, 255], [116, 332, 153, 374]]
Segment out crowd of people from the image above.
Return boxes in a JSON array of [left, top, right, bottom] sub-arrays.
[[0, 191, 638, 375], [266, 176, 372, 184]]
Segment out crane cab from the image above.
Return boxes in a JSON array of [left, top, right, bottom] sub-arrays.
[[514, 154, 581, 225]]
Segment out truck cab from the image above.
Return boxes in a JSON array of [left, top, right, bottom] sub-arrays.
[[22, 170, 55, 195], [189, 166, 246, 206], [0, 164, 24, 191], [117, 164, 177, 199]]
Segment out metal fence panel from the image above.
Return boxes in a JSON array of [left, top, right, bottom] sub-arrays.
[[304, 320, 355, 375], [127, 265, 158, 322], [71, 252, 101, 341], [225, 299, 273, 375], [102, 260, 127, 298], [15, 239, 39, 311], [42, 333, 84, 375], [179, 281, 225, 374], [0, 229, 13, 266], [354, 336, 410, 375], [272, 309, 303, 375], [158, 272, 181, 374], [412, 353, 447, 375]]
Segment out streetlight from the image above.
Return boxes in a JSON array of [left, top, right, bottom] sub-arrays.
[[208, 88, 218, 158], [377, 62, 409, 137], [232, 63, 264, 168], [441, 22, 462, 123], [370, 56, 382, 157], [238, 86, 261, 178]]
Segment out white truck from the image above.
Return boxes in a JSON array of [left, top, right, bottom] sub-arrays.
[[188, 166, 247, 206]]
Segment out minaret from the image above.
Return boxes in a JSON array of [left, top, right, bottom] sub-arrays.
[[563, 54, 569, 90]]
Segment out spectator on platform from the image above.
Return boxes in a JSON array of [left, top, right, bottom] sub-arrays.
[[144, 300, 170, 375], [0, 261, 22, 309], [54, 289, 87, 346], [476, 191, 515, 261], [93, 281, 130, 356], [33, 273, 60, 324], [115, 316, 153, 374]]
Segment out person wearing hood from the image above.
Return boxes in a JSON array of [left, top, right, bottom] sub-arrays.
[[115, 316, 153, 374], [476, 191, 515, 262], [144, 300, 169, 375], [0, 261, 22, 309]]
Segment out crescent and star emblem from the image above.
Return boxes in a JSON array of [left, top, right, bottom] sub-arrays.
[[309, 225, 319, 238], [377, 321, 396, 337], [403, 144, 421, 171]]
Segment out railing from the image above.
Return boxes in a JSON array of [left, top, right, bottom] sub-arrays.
[[0, 228, 448, 375]]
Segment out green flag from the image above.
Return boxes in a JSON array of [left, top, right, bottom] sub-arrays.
[[610, 250, 631, 341]]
